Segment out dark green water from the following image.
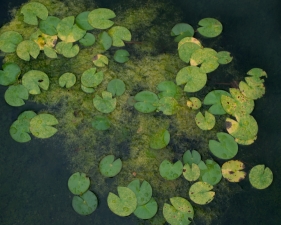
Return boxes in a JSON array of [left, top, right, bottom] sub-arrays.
[[1, 0, 281, 225]]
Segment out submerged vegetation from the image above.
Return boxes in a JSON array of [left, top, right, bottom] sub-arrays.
[[0, 0, 274, 224]]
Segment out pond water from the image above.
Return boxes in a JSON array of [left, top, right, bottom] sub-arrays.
[[0, 0, 281, 225]]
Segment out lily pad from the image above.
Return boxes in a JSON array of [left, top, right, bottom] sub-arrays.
[[198, 160, 222, 185], [189, 181, 215, 205], [195, 111, 216, 130], [0, 31, 23, 53], [186, 97, 202, 110], [108, 26, 131, 47], [134, 197, 158, 219], [98, 31, 112, 50], [29, 114, 58, 138], [249, 165, 273, 189], [79, 33, 96, 47], [59, 72, 76, 88], [22, 70, 49, 95], [178, 37, 202, 63], [93, 91, 116, 113], [0, 62, 21, 86], [127, 179, 152, 206], [203, 90, 231, 115], [16, 40, 40, 61], [209, 132, 238, 160], [183, 163, 200, 182], [221, 160, 246, 182], [39, 16, 61, 35], [81, 84, 94, 94], [171, 23, 194, 42], [113, 49, 130, 63], [75, 11, 94, 31], [217, 51, 233, 64], [44, 46, 57, 58], [72, 190, 98, 215], [56, 42, 79, 58], [91, 115, 110, 131], [107, 186, 137, 216], [99, 155, 122, 177], [107, 78, 126, 96], [20, 2, 48, 25], [81, 67, 103, 88], [150, 129, 170, 150], [197, 18, 223, 38], [183, 150, 202, 165], [190, 48, 219, 73], [93, 54, 108, 67], [176, 66, 207, 92], [134, 91, 159, 113], [68, 172, 90, 195], [157, 81, 181, 99], [157, 96, 179, 115], [159, 160, 183, 180], [4, 85, 29, 107], [88, 8, 116, 30]]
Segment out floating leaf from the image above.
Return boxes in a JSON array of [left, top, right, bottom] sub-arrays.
[[209, 132, 238, 160], [108, 26, 131, 47], [29, 114, 58, 138], [59, 72, 76, 88], [0, 63, 21, 86], [189, 182, 215, 205], [88, 8, 116, 29], [203, 90, 231, 115], [113, 49, 130, 63], [186, 97, 201, 110], [107, 79, 125, 96], [134, 91, 159, 113], [249, 165, 273, 189], [72, 190, 98, 215], [22, 70, 49, 95], [157, 81, 181, 99], [75, 11, 94, 30], [190, 48, 219, 73], [150, 129, 170, 150], [68, 172, 90, 195], [99, 155, 122, 177], [183, 150, 202, 165], [4, 85, 29, 107], [81, 84, 94, 94], [157, 97, 179, 115], [159, 160, 183, 180], [91, 115, 110, 131], [183, 163, 200, 182], [171, 23, 194, 42], [198, 160, 222, 185], [221, 160, 246, 182], [16, 40, 40, 61], [81, 67, 103, 88], [197, 18, 223, 38], [93, 91, 116, 113], [134, 197, 158, 219], [127, 179, 152, 206], [56, 41, 79, 58], [0, 31, 23, 53], [98, 31, 112, 50], [20, 2, 48, 25], [93, 54, 108, 67], [39, 16, 60, 35], [163, 197, 194, 225], [176, 66, 207, 92], [107, 186, 137, 216], [178, 37, 202, 63], [30, 30, 57, 50], [195, 111, 216, 130], [79, 33, 96, 47], [44, 46, 57, 58], [217, 51, 233, 64]]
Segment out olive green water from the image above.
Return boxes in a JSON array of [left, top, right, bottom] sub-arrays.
[[1, 0, 280, 225]]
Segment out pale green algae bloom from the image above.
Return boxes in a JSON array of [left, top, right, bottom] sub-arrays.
[[1, 0, 242, 224]]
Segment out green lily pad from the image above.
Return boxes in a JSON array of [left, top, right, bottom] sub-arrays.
[[189, 181, 215, 205], [221, 160, 246, 182], [163, 197, 194, 225], [4, 85, 29, 107], [157, 81, 181, 99], [203, 90, 231, 115], [113, 49, 130, 63], [249, 165, 273, 190], [68, 172, 90, 195], [0, 31, 23, 53], [217, 51, 233, 64], [22, 70, 49, 95], [190, 48, 219, 73], [20, 2, 48, 25], [247, 68, 267, 78], [127, 179, 152, 206], [107, 78, 126, 96], [134, 91, 159, 113], [39, 16, 61, 35], [79, 33, 96, 47], [197, 18, 223, 38], [93, 91, 116, 113], [178, 37, 202, 63], [99, 155, 122, 177], [176, 66, 207, 92], [91, 115, 110, 131], [29, 114, 58, 138], [195, 111, 216, 130], [159, 160, 183, 180], [81, 84, 95, 94], [107, 186, 137, 216], [134, 197, 158, 219], [171, 23, 194, 42], [57, 16, 86, 43], [0, 62, 21, 86], [209, 132, 238, 160], [72, 190, 98, 215], [56, 42, 79, 58], [93, 54, 108, 67], [16, 40, 40, 61], [183, 150, 202, 165], [59, 72, 76, 88], [198, 159, 222, 185], [157, 97, 179, 115], [108, 26, 131, 47], [88, 8, 116, 29], [150, 129, 170, 150], [81, 67, 103, 88], [183, 163, 200, 182], [186, 97, 202, 110], [44, 46, 57, 58], [98, 31, 112, 50], [75, 11, 94, 31]]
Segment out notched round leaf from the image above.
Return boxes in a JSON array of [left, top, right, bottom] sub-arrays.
[[99, 155, 122, 177], [249, 164, 273, 189]]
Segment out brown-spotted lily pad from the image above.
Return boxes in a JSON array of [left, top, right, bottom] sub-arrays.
[[189, 181, 215, 205], [221, 160, 246, 182]]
